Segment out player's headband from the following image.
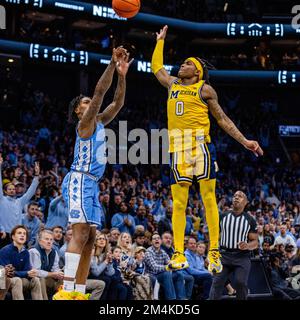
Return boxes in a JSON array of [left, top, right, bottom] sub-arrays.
[[186, 57, 204, 81]]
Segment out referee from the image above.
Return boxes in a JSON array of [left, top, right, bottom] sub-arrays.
[[209, 191, 258, 300]]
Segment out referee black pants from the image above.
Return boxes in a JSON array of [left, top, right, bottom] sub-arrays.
[[209, 251, 251, 300]]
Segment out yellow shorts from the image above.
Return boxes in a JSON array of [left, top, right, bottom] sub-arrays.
[[170, 142, 218, 185]]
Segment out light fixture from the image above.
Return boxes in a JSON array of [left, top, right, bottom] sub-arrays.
[[8, 58, 14, 63]]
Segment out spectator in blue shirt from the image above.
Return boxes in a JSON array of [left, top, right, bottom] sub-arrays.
[[185, 238, 212, 300], [0, 157, 40, 248], [0, 225, 43, 300], [51, 226, 64, 253], [111, 202, 136, 235], [134, 206, 148, 231], [22, 202, 41, 248], [45, 195, 68, 231]]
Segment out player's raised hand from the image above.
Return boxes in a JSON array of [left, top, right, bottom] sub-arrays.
[[112, 46, 127, 64], [34, 161, 40, 176], [156, 25, 168, 41], [116, 51, 134, 77], [244, 140, 264, 157]]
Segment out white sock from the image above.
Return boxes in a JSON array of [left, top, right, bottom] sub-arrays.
[[75, 284, 86, 294], [63, 252, 81, 292]]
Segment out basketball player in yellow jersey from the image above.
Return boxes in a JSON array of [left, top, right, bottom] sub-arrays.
[[151, 25, 263, 273]]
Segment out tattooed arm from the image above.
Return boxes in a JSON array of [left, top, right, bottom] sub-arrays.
[[203, 84, 263, 157], [79, 47, 126, 137], [97, 51, 133, 126]]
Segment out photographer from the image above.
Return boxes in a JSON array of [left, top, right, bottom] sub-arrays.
[[269, 252, 300, 299]]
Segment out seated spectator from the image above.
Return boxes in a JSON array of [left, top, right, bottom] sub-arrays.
[[158, 207, 172, 236], [132, 230, 147, 251], [185, 238, 212, 300], [45, 195, 68, 231], [131, 246, 153, 300], [29, 229, 64, 300], [269, 252, 300, 299], [274, 224, 297, 252], [0, 225, 43, 300], [144, 232, 176, 300], [90, 232, 115, 300], [58, 227, 72, 268], [161, 231, 194, 300], [0, 158, 40, 248], [111, 202, 136, 236], [109, 246, 133, 300], [134, 206, 148, 231], [0, 264, 15, 300], [22, 202, 41, 248], [185, 208, 194, 236], [51, 226, 64, 252], [108, 228, 120, 247]]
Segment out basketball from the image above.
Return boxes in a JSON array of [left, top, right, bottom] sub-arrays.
[[112, 0, 140, 18]]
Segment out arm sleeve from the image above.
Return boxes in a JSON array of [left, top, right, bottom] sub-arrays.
[[29, 249, 48, 278], [20, 177, 39, 207], [90, 257, 108, 277], [144, 251, 166, 274], [49, 196, 62, 211], [151, 40, 164, 74], [111, 214, 124, 230]]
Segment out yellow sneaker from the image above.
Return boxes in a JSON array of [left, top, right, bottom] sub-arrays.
[[166, 251, 189, 271], [53, 286, 91, 300], [208, 249, 223, 274]]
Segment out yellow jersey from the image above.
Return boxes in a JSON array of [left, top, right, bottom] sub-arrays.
[[167, 79, 211, 152]]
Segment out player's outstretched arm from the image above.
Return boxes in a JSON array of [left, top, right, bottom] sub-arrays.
[[204, 84, 263, 157], [80, 47, 125, 128], [151, 25, 177, 89], [97, 51, 133, 126]]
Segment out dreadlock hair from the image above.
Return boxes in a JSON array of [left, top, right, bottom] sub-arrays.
[[68, 94, 86, 124], [195, 57, 216, 85]]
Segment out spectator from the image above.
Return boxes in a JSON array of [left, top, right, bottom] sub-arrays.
[[144, 232, 176, 300], [134, 206, 148, 231], [110, 246, 133, 300], [111, 202, 136, 236], [90, 232, 114, 300], [51, 226, 64, 253], [45, 195, 68, 231], [58, 227, 72, 268], [132, 230, 147, 251], [0, 264, 15, 300], [269, 252, 300, 299], [0, 158, 40, 248], [274, 224, 297, 252], [22, 202, 41, 248], [131, 246, 153, 300], [0, 225, 43, 300], [161, 231, 194, 300], [108, 228, 120, 247], [29, 229, 64, 300], [158, 206, 172, 236], [185, 238, 212, 300]]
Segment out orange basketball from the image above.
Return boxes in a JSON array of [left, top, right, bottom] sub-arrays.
[[112, 0, 140, 18]]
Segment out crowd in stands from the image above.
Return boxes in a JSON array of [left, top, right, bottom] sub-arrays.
[[0, 78, 299, 300]]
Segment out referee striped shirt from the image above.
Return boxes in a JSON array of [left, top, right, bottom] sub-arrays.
[[220, 210, 257, 250]]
